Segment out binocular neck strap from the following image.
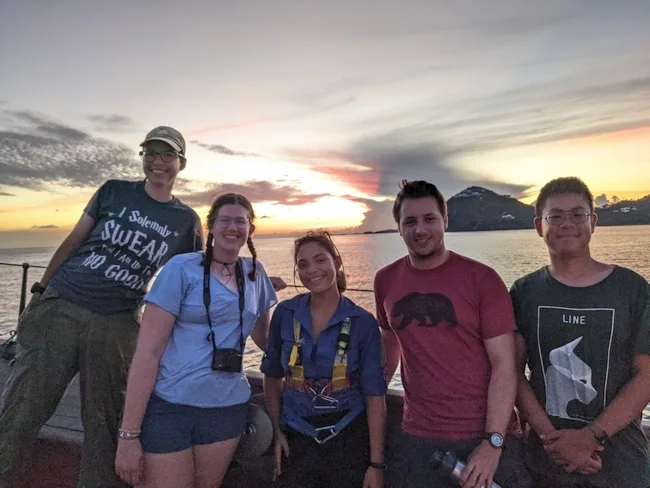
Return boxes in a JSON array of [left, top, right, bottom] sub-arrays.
[[203, 258, 246, 354]]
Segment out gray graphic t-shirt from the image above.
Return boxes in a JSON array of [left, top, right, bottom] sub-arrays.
[[511, 266, 650, 486], [49, 180, 202, 315]]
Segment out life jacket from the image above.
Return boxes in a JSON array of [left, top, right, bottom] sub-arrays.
[[282, 316, 364, 443]]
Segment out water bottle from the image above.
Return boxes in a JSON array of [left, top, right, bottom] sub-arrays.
[[430, 450, 502, 488]]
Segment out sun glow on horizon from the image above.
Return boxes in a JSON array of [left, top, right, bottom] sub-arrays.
[[3, 124, 650, 249], [462, 125, 650, 202]]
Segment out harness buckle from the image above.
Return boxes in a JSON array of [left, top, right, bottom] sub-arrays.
[[307, 381, 340, 410], [313, 425, 338, 445]]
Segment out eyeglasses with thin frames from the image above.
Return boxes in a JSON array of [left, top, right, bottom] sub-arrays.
[[215, 217, 250, 229], [542, 211, 592, 226], [139, 150, 181, 163]]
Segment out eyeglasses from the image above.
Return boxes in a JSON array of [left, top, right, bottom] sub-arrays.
[[139, 150, 181, 163], [215, 217, 250, 229], [543, 211, 592, 226]]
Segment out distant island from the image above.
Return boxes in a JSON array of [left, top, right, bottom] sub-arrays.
[[362, 229, 399, 234], [359, 186, 650, 233]]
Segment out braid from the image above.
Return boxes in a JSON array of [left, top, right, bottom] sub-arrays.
[[203, 233, 214, 267], [246, 237, 258, 281], [206, 205, 219, 232]]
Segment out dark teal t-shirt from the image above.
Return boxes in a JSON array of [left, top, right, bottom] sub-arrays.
[[511, 266, 650, 487], [49, 180, 202, 315]]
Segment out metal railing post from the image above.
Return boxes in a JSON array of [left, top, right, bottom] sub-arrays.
[[19, 262, 30, 315]]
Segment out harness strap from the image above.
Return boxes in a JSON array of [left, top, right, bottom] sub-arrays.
[[284, 403, 364, 444], [287, 316, 352, 392], [332, 318, 351, 390], [288, 317, 304, 382]]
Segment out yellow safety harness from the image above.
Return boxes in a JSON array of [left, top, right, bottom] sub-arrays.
[[285, 316, 352, 394]]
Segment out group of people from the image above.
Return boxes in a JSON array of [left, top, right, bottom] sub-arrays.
[[0, 125, 648, 488]]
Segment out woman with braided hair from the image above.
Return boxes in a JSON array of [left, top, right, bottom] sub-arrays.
[[115, 193, 278, 488]]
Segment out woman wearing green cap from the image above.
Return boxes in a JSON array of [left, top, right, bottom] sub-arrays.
[[0, 126, 207, 487]]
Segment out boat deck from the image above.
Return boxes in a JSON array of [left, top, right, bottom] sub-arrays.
[[0, 356, 279, 487], [3, 348, 650, 487], [0, 354, 404, 487]]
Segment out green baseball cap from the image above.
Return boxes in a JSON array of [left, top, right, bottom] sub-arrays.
[[140, 126, 186, 155]]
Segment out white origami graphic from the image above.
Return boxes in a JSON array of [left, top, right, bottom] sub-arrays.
[[545, 337, 598, 419]]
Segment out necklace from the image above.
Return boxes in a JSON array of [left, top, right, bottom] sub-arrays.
[[212, 258, 236, 277]]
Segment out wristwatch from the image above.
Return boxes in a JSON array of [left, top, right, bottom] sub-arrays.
[[368, 461, 388, 471], [30, 282, 46, 294], [484, 432, 504, 449], [587, 422, 609, 445]]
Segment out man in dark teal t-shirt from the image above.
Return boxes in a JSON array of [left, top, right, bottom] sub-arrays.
[[511, 176, 650, 488]]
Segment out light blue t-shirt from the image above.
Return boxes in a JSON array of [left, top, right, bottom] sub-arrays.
[[144, 251, 277, 407]]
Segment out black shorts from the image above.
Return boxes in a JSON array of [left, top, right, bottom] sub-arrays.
[[274, 411, 370, 488], [140, 393, 249, 453], [387, 430, 532, 488]]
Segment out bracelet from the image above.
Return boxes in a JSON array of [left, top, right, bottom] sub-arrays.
[[118, 428, 141, 440]]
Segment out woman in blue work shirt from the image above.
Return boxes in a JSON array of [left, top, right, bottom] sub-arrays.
[[262, 231, 387, 488]]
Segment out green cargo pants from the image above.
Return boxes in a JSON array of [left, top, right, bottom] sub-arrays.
[[0, 287, 139, 488]]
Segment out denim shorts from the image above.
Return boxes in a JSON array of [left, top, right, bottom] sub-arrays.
[[139, 393, 249, 453]]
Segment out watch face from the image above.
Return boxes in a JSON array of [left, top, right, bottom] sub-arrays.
[[490, 433, 504, 447], [30, 283, 44, 294]]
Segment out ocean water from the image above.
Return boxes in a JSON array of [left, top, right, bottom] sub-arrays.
[[2, 226, 650, 390]]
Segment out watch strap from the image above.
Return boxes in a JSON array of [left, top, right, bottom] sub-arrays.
[[368, 461, 387, 471], [587, 422, 609, 445], [30, 282, 46, 294]]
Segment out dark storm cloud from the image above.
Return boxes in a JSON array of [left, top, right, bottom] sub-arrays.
[[0, 110, 140, 190], [176, 180, 331, 208], [350, 75, 650, 156], [87, 114, 140, 134], [191, 141, 261, 158], [289, 135, 533, 200]]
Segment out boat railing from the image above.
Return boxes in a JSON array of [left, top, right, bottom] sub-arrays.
[[0, 261, 47, 318], [0, 261, 374, 323]]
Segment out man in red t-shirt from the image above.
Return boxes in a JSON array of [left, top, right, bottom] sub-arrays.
[[376, 180, 530, 488]]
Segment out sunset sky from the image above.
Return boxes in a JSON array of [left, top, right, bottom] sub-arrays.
[[1, 1, 650, 248]]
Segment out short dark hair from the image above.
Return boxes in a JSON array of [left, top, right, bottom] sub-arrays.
[[534, 177, 594, 217], [392, 179, 447, 223]]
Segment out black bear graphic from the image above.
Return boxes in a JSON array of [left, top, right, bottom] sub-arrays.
[[391, 292, 458, 330]]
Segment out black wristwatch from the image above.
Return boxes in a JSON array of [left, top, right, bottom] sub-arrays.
[[30, 282, 46, 294], [587, 422, 609, 445], [484, 432, 504, 449], [368, 461, 388, 471]]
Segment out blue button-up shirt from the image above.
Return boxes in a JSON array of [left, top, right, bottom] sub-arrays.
[[261, 293, 387, 408]]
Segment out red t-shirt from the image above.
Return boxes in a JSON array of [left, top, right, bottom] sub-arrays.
[[374, 251, 516, 440]]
